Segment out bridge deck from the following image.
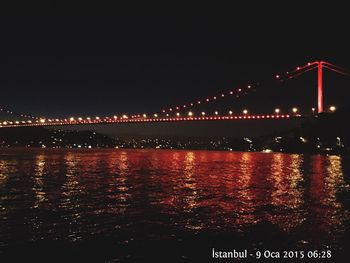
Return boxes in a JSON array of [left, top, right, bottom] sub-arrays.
[[0, 114, 304, 128]]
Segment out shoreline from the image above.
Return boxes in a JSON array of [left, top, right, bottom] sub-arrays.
[[0, 146, 347, 156]]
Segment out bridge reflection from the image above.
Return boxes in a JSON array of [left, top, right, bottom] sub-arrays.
[[0, 149, 349, 251]]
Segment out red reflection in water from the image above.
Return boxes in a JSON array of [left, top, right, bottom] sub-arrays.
[[0, 149, 349, 248]]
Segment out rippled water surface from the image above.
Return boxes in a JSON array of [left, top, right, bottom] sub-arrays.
[[1, 149, 350, 262]]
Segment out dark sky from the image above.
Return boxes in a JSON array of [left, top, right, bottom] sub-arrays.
[[1, 7, 350, 121]]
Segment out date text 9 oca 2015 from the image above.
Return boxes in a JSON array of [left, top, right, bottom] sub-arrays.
[[255, 250, 332, 259]]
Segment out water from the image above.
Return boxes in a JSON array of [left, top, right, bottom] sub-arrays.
[[0, 149, 350, 262]]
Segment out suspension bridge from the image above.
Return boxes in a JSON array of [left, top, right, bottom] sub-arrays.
[[0, 61, 349, 129]]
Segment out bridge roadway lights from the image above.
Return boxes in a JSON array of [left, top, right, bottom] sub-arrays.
[[0, 114, 298, 128]]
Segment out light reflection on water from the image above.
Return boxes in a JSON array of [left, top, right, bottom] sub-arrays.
[[0, 149, 349, 261]]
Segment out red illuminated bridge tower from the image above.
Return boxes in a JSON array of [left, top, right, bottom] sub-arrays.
[[316, 61, 350, 113], [279, 60, 350, 114], [1, 60, 350, 129], [317, 61, 323, 113]]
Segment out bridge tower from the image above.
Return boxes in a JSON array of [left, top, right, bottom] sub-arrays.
[[317, 61, 323, 113]]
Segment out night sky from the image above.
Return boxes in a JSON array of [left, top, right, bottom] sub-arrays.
[[1, 8, 350, 137]]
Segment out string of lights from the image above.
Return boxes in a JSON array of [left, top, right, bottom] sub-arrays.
[[1, 113, 296, 128], [0, 105, 39, 120], [276, 61, 350, 82], [1, 61, 348, 127], [276, 61, 319, 82], [2, 104, 339, 128], [156, 83, 255, 116]]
